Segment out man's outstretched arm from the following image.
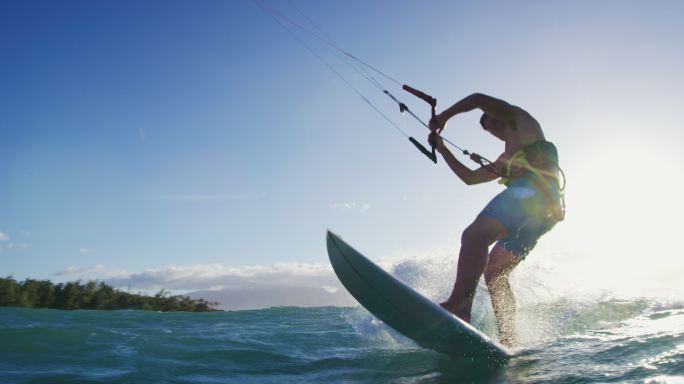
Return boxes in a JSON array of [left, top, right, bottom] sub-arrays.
[[430, 133, 500, 185], [431, 93, 521, 131]]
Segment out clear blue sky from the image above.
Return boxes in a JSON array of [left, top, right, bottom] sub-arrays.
[[2, 0, 683, 292]]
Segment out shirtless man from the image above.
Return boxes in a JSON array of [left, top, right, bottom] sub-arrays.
[[428, 93, 563, 347]]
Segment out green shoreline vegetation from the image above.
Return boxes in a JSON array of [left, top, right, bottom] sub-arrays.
[[0, 276, 220, 312]]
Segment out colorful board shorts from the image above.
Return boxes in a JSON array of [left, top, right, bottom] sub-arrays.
[[481, 176, 560, 259]]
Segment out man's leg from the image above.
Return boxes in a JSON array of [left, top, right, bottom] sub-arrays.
[[440, 215, 508, 322], [484, 243, 522, 347]]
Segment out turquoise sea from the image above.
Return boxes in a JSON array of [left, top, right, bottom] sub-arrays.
[[1, 299, 683, 384]]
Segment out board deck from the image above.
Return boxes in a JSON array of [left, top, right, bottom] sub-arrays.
[[326, 230, 511, 362]]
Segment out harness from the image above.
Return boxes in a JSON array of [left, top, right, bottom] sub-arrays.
[[498, 141, 566, 221]]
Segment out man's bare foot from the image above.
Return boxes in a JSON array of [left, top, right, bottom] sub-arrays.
[[438, 301, 472, 323]]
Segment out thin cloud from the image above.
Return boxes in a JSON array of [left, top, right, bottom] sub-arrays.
[[329, 202, 371, 213], [54, 264, 128, 278], [8, 243, 28, 251], [329, 202, 356, 210], [55, 265, 106, 276], [0, 236, 28, 252], [321, 285, 339, 293]]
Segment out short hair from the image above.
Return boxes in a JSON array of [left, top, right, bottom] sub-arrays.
[[479, 113, 489, 129]]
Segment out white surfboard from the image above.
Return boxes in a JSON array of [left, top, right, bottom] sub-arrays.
[[326, 230, 511, 362]]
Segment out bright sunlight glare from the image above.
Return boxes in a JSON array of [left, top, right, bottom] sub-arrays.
[[550, 139, 684, 298]]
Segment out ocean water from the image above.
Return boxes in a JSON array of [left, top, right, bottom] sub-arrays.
[[1, 299, 683, 384]]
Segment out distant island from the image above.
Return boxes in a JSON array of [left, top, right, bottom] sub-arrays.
[[0, 276, 220, 312]]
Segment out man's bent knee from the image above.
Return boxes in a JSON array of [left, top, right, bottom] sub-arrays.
[[461, 225, 487, 247]]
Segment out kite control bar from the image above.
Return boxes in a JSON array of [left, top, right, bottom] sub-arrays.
[[391, 84, 438, 163], [384, 84, 496, 168]]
